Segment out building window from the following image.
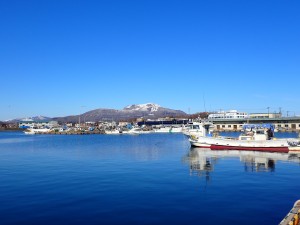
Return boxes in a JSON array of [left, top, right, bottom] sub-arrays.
[[228, 125, 231, 128], [222, 125, 225, 128]]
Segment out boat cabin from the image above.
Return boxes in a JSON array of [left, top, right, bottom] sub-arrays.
[[183, 121, 214, 137], [239, 124, 275, 141]]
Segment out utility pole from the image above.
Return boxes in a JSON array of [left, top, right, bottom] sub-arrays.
[[203, 93, 206, 112], [79, 105, 86, 128], [267, 107, 270, 118], [279, 107, 282, 118]]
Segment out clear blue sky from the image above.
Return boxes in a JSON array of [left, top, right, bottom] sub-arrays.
[[1, 0, 299, 120]]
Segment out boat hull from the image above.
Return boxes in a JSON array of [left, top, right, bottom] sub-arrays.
[[210, 144, 289, 153], [189, 136, 291, 153], [190, 142, 211, 148]]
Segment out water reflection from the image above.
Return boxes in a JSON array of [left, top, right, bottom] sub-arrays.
[[183, 148, 300, 175], [0, 137, 35, 144]]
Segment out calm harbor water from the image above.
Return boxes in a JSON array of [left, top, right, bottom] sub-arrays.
[[0, 131, 300, 225]]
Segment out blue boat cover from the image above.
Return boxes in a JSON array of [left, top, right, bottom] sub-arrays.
[[243, 124, 274, 131]]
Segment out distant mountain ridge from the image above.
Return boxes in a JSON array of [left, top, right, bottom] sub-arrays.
[[52, 103, 187, 123], [5, 103, 187, 123], [6, 116, 51, 123]]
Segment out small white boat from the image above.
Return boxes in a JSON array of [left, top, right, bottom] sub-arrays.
[[169, 126, 183, 133], [122, 127, 142, 135], [105, 129, 122, 134], [24, 127, 51, 134], [154, 126, 182, 133], [183, 121, 212, 137], [153, 126, 171, 133], [24, 129, 35, 135]]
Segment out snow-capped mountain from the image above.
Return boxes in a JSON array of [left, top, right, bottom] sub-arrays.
[[6, 116, 51, 122], [53, 103, 187, 123], [5, 103, 187, 123], [123, 103, 160, 112], [31, 116, 51, 121]]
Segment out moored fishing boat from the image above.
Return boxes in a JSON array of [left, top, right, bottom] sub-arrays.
[[153, 125, 183, 133], [189, 123, 300, 153], [122, 127, 142, 135], [183, 121, 213, 137], [24, 129, 35, 135]]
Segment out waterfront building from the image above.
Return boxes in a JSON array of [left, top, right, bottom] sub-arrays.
[[209, 117, 300, 132], [208, 110, 249, 119], [65, 123, 73, 127], [137, 118, 188, 127], [118, 121, 130, 127], [97, 121, 117, 129], [250, 112, 282, 119], [19, 119, 58, 129]]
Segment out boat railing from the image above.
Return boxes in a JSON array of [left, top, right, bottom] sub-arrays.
[[223, 136, 238, 140]]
